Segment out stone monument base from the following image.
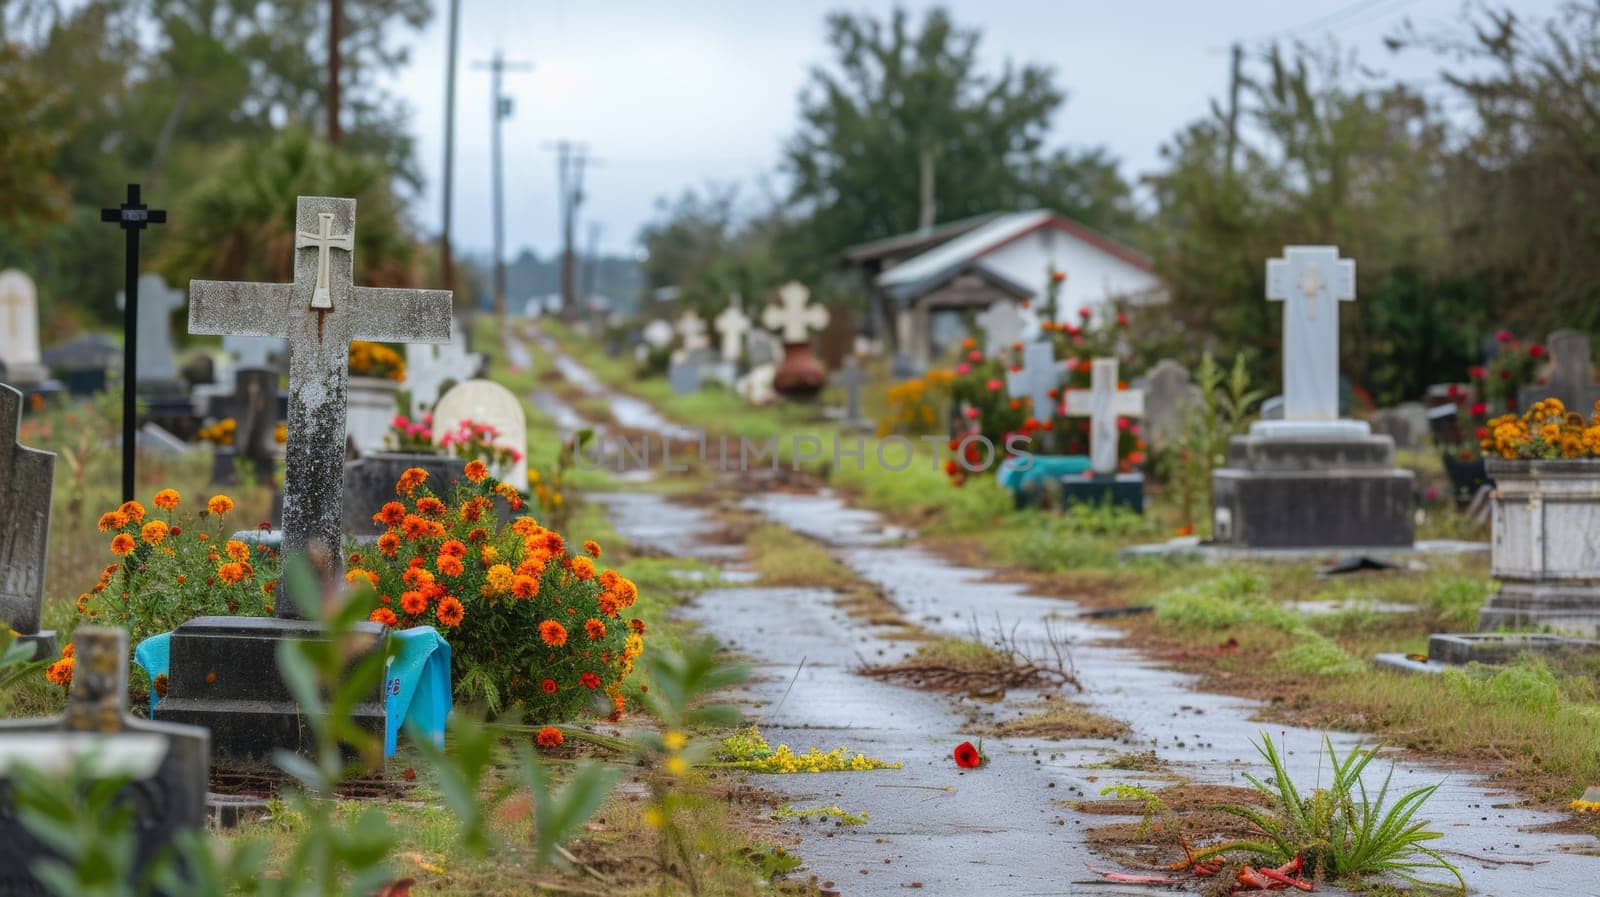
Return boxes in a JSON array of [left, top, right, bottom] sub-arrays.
[[15, 630, 56, 661], [1211, 420, 1414, 548], [153, 616, 387, 762], [343, 452, 464, 535], [1061, 473, 1144, 514], [1477, 581, 1600, 637]]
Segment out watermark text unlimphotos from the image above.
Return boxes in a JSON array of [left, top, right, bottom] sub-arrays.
[[570, 432, 1039, 473]]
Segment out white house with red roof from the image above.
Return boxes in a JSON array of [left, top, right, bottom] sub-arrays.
[[843, 209, 1165, 367]]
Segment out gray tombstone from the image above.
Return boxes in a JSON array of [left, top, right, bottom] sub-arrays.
[[669, 358, 702, 395], [0, 627, 210, 897], [1370, 402, 1428, 451], [0, 384, 55, 658], [746, 329, 783, 368], [116, 273, 185, 385], [1259, 395, 1285, 420], [831, 357, 871, 429], [1141, 358, 1202, 448], [1519, 329, 1600, 414], [975, 301, 1024, 358]]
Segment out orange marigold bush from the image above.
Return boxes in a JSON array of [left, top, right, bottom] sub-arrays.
[[351, 463, 644, 720], [1482, 397, 1600, 460], [76, 490, 276, 649]]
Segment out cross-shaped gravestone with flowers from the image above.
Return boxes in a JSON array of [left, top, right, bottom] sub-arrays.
[[761, 282, 831, 399], [714, 297, 751, 364], [975, 302, 1024, 359], [1064, 358, 1144, 476], [1006, 341, 1063, 423]]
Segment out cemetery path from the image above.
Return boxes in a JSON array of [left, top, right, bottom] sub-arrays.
[[521, 329, 1600, 895]]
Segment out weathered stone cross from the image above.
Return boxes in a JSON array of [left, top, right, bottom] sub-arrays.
[[189, 196, 451, 613], [762, 281, 830, 344], [675, 309, 709, 352], [1006, 341, 1063, 422], [975, 301, 1023, 357], [0, 383, 54, 654], [714, 295, 751, 363], [1064, 357, 1144, 476], [1266, 245, 1355, 421]]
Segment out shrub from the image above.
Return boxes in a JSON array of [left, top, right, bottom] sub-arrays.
[[350, 462, 643, 720]]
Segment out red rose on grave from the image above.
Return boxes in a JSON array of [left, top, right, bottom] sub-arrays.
[[952, 741, 984, 769], [1470, 402, 1487, 416], [1469, 366, 1486, 379], [1497, 330, 1513, 343], [1530, 344, 1546, 358]]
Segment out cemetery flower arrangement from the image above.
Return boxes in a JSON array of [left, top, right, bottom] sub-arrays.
[[387, 412, 440, 453], [1471, 329, 1544, 411], [348, 339, 406, 381], [197, 417, 237, 446], [438, 416, 526, 472], [879, 368, 954, 436], [1480, 397, 1600, 460], [349, 462, 642, 719], [72, 491, 277, 653]]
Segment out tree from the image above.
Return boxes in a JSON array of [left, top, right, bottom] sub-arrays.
[[781, 6, 1135, 279]]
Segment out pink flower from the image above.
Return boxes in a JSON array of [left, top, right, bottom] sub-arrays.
[[1470, 401, 1487, 416], [391, 415, 410, 429], [963, 407, 979, 420], [1064, 358, 1080, 372], [986, 379, 1003, 392], [510, 449, 525, 462], [1496, 330, 1513, 343], [1530, 344, 1546, 358], [1118, 418, 1130, 431], [1115, 312, 1129, 327], [1078, 307, 1092, 320], [967, 350, 982, 362], [1469, 366, 1486, 379], [956, 363, 972, 375]]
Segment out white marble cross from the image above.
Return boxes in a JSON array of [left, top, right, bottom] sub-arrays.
[[117, 273, 185, 382], [189, 196, 451, 610], [642, 319, 675, 350], [975, 301, 1023, 357], [406, 327, 483, 414], [296, 212, 355, 311], [1006, 341, 1063, 422], [762, 281, 830, 344], [1064, 358, 1144, 476], [1266, 245, 1355, 422], [714, 296, 751, 363], [675, 309, 709, 352]]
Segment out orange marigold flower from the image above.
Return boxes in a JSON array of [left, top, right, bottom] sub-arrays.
[[119, 500, 146, 522], [437, 554, 465, 578], [583, 540, 601, 558], [374, 501, 406, 527], [436, 597, 465, 627], [218, 562, 249, 585], [516, 557, 546, 579], [495, 483, 522, 503], [261, 580, 276, 597], [467, 527, 488, 543], [369, 607, 399, 627], [629, 618, 646, 634], [401, 514, 432, 540], [416, 497, 446, 517], [207, 494, 235, 515], [75, 593, 90, 613], [346, 568, 380, 588], [45, 657, 74, 686], [510, 517, 541, 538], [440, 539, 467, 557], [153, 488, 180, 511], [140, 520, 169, 545], [110, 534, 136, 556], [511, 575, 540, 599], [153, 673, 169, 698], [225, 539, 251, 561], [598, 592, 621, 618], [464, 459, 489, 483], [485, 563, 514, 594], [539, 620, 568, 647], [570, 556, 596, 581], [98, 511, 127, 532], [599, 569, 621, 591], [615, 577, 639, 608], [377, 532, 401, 557], [584, 618, 607, 641], [535, 726, 564, 748], [400, 590, 428, 616], [539, 531, 565, 556], [402, 566, 436, 589], [396, 467, 429, 496]]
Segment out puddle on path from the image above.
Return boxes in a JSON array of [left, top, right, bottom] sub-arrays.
[[535, 334, 1598, 894]]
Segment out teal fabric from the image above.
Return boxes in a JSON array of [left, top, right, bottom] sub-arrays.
[[134, 626, 452, 757], [996, 454, 1092, 496]]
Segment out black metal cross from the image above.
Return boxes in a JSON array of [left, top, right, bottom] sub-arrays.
[[100, 184, 166, 503]]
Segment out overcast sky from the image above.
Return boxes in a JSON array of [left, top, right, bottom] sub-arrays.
[[384, 0, 1565, 259]]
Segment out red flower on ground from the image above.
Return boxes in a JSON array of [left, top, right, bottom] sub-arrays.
[[580, 672, 600, 689], [952, 741, 985, 769], [536, 726, 564, 748], [541, 678, 558, 694]]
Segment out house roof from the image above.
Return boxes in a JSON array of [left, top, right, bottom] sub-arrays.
[[838, 212, 1004, 265], [896, 260, 1035, 306], [875, 210, 1154, 302]]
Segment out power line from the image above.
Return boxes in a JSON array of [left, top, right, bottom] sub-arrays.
[[471, 51, 533, 320]]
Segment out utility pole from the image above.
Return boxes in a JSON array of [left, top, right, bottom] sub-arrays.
[[327, 0, 342, 145], [1223, 42, 1243, 181], [546, 140, 593, 319], [917, 145, 936, 232], [440, 0, 460, 296], [473, 52, 533, 320], [581, 220, 602, 326]]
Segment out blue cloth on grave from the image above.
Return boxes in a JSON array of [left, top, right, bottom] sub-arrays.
[[996, 454, 1093, 497], [133, 626, 452, 758]]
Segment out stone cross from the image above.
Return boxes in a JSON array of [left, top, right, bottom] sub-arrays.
[[835, 356, 867, 422], [975, 302, 1024, 358], [0, 384, 54, 656], [406, 327, 483, 414], [101, 184, 167, 502], [1265, 246, 1355, 421], [116, 273, 185, 383], [1006, 341, 1063, 422], [762, 281, 830, 344], [0, 627, 209, 897], [297, 212, 355, 310], [714, 297, 751, 364], [1065, 358, 1144, 476], [675, 309, 709, 353], [189, 196, 451, 610], [0, 270, 45, 381]]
